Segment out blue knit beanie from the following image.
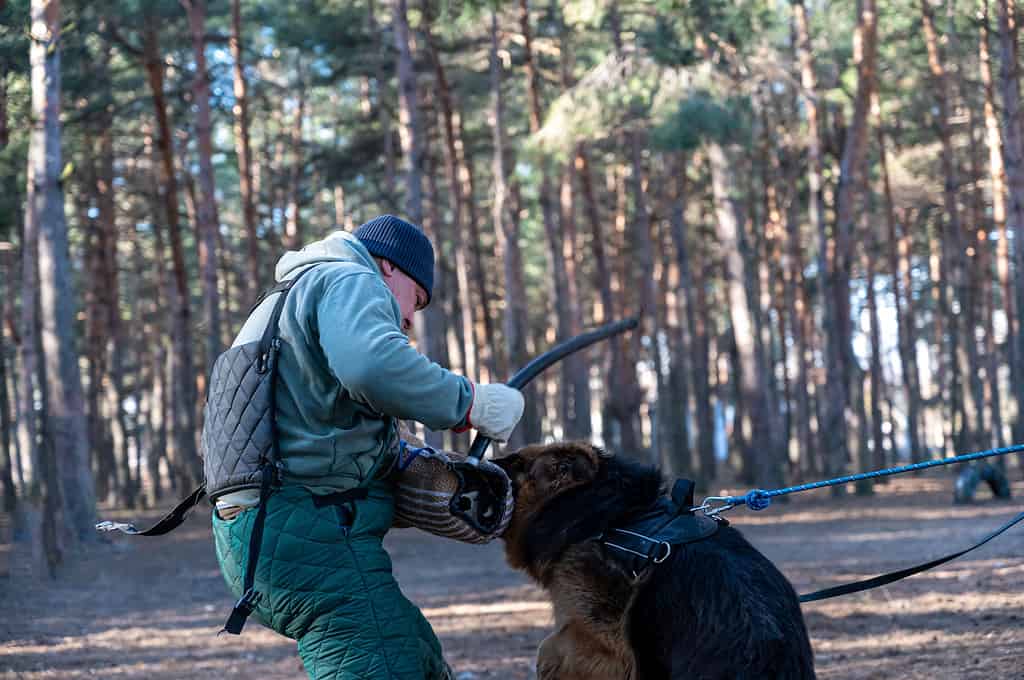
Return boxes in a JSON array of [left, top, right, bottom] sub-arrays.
[[354, 215, 435, 304]]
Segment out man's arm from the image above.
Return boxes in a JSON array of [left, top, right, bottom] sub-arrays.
[[315, 271, 473, 431]]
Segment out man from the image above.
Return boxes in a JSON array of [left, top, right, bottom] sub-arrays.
[[212, 215, 524, 679]]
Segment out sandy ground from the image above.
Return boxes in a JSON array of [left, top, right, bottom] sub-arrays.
[[2, 474, 1022, 679]]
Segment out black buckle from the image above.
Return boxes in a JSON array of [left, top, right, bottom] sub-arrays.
[[255, 338, 281, 374], [220, 588, 259, 635]]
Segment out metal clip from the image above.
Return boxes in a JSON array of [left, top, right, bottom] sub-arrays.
[[256, 338, 281, 374], [95, 520, 140, 534], [691, 496, 738, 517], [652, 541, 672, 564]]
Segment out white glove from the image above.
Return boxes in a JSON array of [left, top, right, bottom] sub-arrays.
[[469, 383, 525, 443]]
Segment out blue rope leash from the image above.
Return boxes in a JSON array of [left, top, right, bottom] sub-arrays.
[[700, 443, 1024, 515]]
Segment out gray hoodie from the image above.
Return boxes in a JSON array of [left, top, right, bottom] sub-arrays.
[[232, 231, 473, 494]]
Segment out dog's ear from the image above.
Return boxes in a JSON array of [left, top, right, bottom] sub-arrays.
[[527, 444, 601, 495]]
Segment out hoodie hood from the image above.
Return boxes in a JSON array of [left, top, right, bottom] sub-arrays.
[[275, 231, 379, 282]]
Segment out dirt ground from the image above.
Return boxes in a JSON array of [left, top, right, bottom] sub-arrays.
[[2, 474, 1022, 679]]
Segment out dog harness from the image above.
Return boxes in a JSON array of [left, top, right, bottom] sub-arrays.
[[601, 479, 722, 578]]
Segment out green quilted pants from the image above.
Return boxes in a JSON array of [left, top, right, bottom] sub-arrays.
[[212, 482, 451, 680]]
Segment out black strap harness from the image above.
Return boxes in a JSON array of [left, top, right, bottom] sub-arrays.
[[219, 271, 318, 635], [601, 479, 723, 579], [97, 268, 326, 636]]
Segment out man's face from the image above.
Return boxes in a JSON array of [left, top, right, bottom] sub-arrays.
[[379, 259, 428, 333]]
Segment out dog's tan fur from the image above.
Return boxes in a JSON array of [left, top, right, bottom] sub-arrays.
[[497, 442, 641, 680]]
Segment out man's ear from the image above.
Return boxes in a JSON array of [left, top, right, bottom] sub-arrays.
[[378, 258, 396, 277]]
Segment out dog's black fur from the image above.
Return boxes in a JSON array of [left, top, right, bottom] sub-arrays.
[[507, 450, 816, 680]]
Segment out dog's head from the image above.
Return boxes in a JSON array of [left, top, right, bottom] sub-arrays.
[[494, 440, 610, 506], [493, 441, 611, 566]]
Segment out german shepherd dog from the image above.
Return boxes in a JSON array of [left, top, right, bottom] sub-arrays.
[[494, 442, 815, 680]]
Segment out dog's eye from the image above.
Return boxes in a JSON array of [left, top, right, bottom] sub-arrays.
[[556, 461, 571, 478]]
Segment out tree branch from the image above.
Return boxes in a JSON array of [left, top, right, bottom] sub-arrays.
[[100, 20, 143, 58]]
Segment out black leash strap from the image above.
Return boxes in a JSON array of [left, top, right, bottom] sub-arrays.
[[222, 486, 370, 635], [96, 267, 322, 636], [95, 484, 207, 536], [222, 270, 317, 635], [221, 465, 275, 635], [799, 509, 1024, 603]]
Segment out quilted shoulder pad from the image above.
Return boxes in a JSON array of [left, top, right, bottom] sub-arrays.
[[202, 341, 276, 498]]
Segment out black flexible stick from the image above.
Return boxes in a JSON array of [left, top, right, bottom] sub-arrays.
[[466, 317, 639, 463]]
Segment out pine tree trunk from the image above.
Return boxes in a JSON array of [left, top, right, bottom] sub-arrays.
[[284, 62, 305, 250], [784, 175, 814, 479], [905, 214, 929, 456], [671, 159, 714, 487], [792, 0, 826, 280], [421, 129, 451, 448], [0, 254, 19, 498], [921, 0, 968, 451], [708, 143, 777, 485], [1, 325, 16, 512], [824, 0, 877, 486], [877, 102, 924, 463], [760, 107, 791, 477], [30, 0, 96, 539], [576, 143, 628, 448], [456, 110, 497, 379], [575, 146, 614, 322], [394, 0, 423, 224], [982, 232, 1007, 447], [0, 81, 10, 505], [92, 66, 132, 507], [17, 172, 41, 498], [489, 9, 536, 448], [559, 162, 591, 439], [554, 11, 591, 439], [0, 59, 8, 149], [427, 36, 478, 381], [230, 0, 259, 298], [368, 0, 396, 200], [183, 0, 222, 373], [792, 0, 828, 477], [629, 134, 662, 465], [142, 24, 201, 492], [133, 217, 166, 504], [756, 113, 789, 485], [997, 0, 1024, 445], [981, 0, 1012, 447], [148, 348, 168, 502], [966, 219, 991, 448], [664, 158, 694, 480], [395, 0, 445, 448], [604, 159, 642, 457], [520, 0, 579, 440], [865, 217, 886, 473], [82, 164, 116, 504], [964, 103, 990, 452], [135, 142, 168, 504]]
